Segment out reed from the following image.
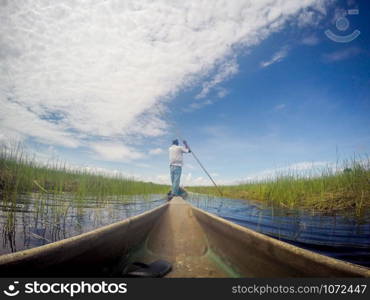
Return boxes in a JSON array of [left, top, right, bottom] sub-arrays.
[[0, 143, 169, 202], [187, 157, 370, 217], [0, 143, 169, 253]]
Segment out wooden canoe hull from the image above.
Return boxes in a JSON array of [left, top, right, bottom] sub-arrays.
[[192, 205, 370, 277], [0, 202, 168, 276], [127, 197, 370, 277], [0, 196, 368, 277]]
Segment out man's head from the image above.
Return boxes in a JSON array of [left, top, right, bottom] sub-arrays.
[[172, 139, 179, 146]]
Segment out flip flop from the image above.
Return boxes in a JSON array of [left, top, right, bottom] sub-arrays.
[[123, 260, 172, 278]]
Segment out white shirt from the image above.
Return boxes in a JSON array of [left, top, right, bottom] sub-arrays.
[[169, 145, 189, 167]]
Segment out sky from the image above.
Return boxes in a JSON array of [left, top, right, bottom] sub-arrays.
[[1, 0, 369, 185]]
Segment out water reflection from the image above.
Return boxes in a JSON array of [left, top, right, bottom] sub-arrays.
[[0, 193, 166, 255], [187, 193, 370, 268]]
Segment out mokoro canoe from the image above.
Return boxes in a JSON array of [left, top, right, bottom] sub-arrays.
[[0, 196, 368, 277]]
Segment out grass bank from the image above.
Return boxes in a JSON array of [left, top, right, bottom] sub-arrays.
[[187, 158, 370, 217], [0, 144, 169, 202]]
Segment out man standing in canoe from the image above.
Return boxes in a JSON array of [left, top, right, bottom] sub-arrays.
[[169, 139, 191, 198]]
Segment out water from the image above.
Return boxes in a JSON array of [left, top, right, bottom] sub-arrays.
[[187, 193, 370, 268], [2, 192, 369, 268], [0, 193, 166, 255]]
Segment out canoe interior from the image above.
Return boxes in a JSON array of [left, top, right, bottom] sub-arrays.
[[0, 196, 368, 277], [126, 197, 370, 278]]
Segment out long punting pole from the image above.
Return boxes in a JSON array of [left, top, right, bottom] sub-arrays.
[[188, 148, 223, 197]]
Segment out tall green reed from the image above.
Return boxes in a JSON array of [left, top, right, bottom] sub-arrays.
[[187, 157, 370, 217], [0, 143, 169, 202], [0, 143, 170, 252]]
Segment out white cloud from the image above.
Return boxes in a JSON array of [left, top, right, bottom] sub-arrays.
[[134, 162, 150, 168], [184, 175, 210, 186], [260, 46, 290, 68], [185, 99, 214, 112], [186, 58, 237, 111], [184, 163, 196, 170], [0, 100, 80, 147], [154, 174, 170, 185], [1, 0, 331, 161], [286, 161, 331, 171], [90, 142, 144, 162], [182, 173, 232, 186], [216, 87, 228, 99], [185, 58, 237, 112], [242, 161, 332, 182], [297, 7, 327, 28], [149, 147, 163, 155], [184, 172, 193, 184], [274, 103, 286, 110], [0, 141, 140, 178], [301, 34, 320, 46], [195, 57, 238, 99], [323, 47, 362, 63]]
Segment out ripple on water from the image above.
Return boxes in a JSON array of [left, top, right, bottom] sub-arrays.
[[0, 193, 166, 255], [187, 193, 370, 268]]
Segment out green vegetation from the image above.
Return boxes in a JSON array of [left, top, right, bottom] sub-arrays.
[[0, 143, 169, 202], [0, 143, 169, 253], [187, 158, 370, 217]]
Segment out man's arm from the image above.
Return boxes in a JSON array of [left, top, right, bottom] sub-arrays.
[[182, 140, 191, 153]]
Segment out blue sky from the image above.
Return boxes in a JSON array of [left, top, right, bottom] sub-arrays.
[[1, 0, 369, 185]]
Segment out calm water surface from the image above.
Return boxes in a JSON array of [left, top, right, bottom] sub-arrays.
[[0, 193, 166, 255], [187, 193, 370, 268]]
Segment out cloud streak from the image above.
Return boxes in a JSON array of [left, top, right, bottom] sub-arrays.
[[260, 46, 290, 68], [195, 57, 238, 99], [274, 103, 286, 111], [301, 34, 320, 46], [323, 47, 363, 62]]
